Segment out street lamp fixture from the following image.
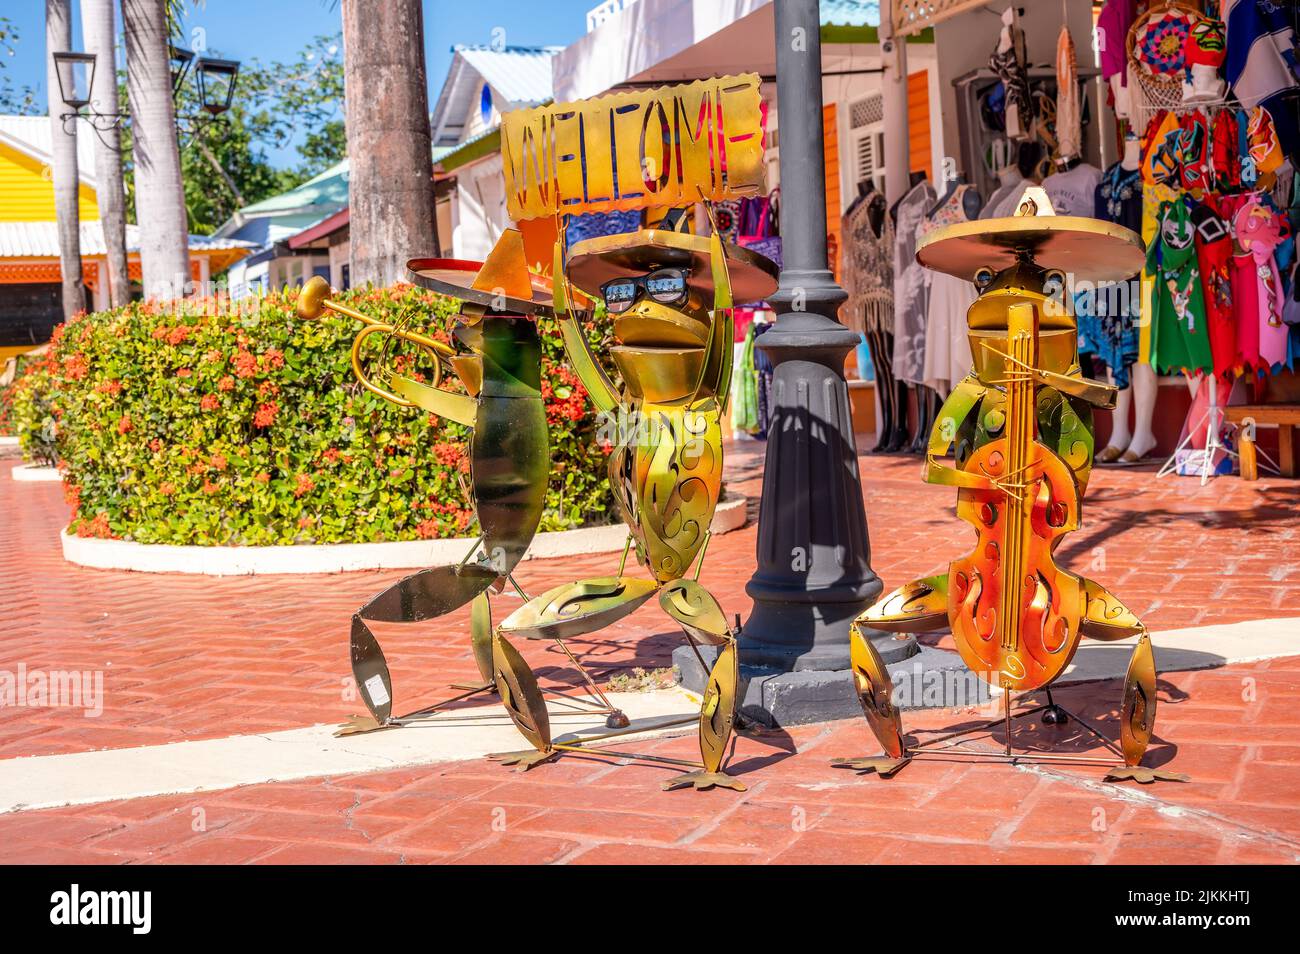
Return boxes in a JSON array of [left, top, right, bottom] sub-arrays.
[[52, 50, 125, 136], [169, 44, 196, 98], [194, 58, 239, 116]]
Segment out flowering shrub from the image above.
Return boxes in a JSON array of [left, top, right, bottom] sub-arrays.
[[40, 285, 615, 544], [9, 353, 58, 466]]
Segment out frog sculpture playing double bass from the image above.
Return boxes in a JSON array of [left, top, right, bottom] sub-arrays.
[[834, 189, 1186, 785]]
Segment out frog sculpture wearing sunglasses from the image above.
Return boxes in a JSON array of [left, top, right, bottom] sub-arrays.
[[488, 211, 779, 791]]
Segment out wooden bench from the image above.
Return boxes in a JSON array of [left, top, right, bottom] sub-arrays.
[[1224, 405, 1300, 477]]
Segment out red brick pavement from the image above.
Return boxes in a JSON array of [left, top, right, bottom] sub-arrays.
[[2, 447, 1299, 864], [1, 450, 1298, 758], [1, 658, 1298, 865]]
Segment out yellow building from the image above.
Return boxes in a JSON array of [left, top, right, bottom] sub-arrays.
[[0, 116, 253, 360]]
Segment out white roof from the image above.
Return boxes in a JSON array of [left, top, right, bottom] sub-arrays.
[[0, 220, 255, 258], [430, 45, 560, 147], [0, 115, 101, 189]]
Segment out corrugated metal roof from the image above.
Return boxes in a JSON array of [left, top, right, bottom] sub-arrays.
[[237, 160, 351, 216], [0, 114, 100, 187], [430, 45, 559, 147], [820, 0, 881, 28], [0, 220, 256, 258], [453, 45, 560, 108]]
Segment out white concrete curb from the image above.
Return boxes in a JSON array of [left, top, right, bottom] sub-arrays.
[[0, 436, 18, 447], [10, 463, 61, 482], [0, 688, 705, 815], [59, 493, 749, 575]]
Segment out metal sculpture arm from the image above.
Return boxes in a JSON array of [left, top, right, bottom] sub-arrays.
[[924, 375, 997, 490]]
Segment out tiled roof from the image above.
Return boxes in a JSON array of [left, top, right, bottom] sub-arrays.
[[0, 220, 256, 258]]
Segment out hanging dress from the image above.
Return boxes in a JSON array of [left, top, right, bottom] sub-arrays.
[[922, 184, 980, 394], [840, 193, 894, 336], [1190, 194, 1237, 378], [1082, 162, 1143, 387], [891, 181, 937, 386], [1146, 198, 1214, 374], [1233, 196, 1290, 371]]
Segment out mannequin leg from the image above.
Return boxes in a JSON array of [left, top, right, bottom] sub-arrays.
[[1125, 362, 1159, 460], [868, 329, 896, 453], [1100, 368, 1133, 461]]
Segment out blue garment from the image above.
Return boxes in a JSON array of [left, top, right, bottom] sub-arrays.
[[563, 210, 642, 253], [1224, 0, 1300, 162]]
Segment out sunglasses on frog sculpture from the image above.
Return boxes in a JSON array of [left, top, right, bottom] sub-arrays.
[[600, 268, 689, 314]]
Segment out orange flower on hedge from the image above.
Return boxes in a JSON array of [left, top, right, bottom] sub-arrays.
[[159, 481, 176, 496], [150, 438, 163, 452], [233, 349, 258, 378], [202, 479, 219, 494], [63, 353, 89, 380], [254, 471, 271, 483], [200, 393, 220, 411], [116, 414, 132, 435], [210, 454, 228, 471], [415, 518, 439, 539], [264, 348, 285, 369], [166, 325, 192, 346], [253, 402, 278, 428], [293, 473, 315, 497], [97, 379, 123, 396], [176, 367, 192, 378], [218, 375, 235, 391]]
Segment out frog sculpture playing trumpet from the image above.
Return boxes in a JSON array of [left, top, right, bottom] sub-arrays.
[[488, 212, 778, 791], [833, 189, 1187, 785], [298, 229, 628, 734]]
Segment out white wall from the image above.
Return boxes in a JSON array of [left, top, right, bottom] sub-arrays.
[[452, 154, 508, 261]]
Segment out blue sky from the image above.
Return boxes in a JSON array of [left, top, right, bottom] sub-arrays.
[[2, 0, 597, 166]]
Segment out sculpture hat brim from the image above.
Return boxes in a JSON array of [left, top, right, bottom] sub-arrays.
[[407, 228, 556, 317], [917, 214, 1146, 284], [565, 229, 779, 306]]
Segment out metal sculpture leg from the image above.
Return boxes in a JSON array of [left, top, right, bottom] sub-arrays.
[[831, 621, 911, 777], [657, 580, 745, 792]]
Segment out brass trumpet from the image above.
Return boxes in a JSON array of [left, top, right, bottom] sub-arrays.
[[296, 276, 455, 408]]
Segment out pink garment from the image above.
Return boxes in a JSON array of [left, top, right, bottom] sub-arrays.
[[1097, 0, 1137, 85], [1233, 197, 1288, 370]]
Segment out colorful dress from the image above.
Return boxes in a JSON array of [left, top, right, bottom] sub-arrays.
[[1232, 196, 1289, 370], [1080, 163, 1142, 387], [1146, 198, 1213, 374], [1190, 194, 1237, 378]]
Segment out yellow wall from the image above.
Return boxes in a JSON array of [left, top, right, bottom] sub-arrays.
[[0, 141, 99, 222]]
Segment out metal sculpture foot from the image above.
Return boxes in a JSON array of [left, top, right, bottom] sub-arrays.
[[489, 748, 561, 772], [334, 714, 395, 737], [661, 769, 746, 792], [605, 710, 630, 729], [1103, 766, 1190, 785], [448, 680, 495, 692], [830, 756, 912, 778]]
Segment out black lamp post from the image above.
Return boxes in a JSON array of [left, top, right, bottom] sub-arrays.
[[736, 0, 917, 716]]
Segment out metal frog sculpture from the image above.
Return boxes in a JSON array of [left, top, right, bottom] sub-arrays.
[[298, 230, 625, 733], [833, 189, 1187, 785], [487, 214, 779, 791]]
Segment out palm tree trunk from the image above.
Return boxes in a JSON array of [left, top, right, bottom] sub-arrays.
[[80, 0, 130, 307], [122, 0, 189, 301], [340, 0, 435, 286], [46, 0, 85, 319]]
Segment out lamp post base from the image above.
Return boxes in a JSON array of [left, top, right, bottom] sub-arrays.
[[674, 641, 973, 728]]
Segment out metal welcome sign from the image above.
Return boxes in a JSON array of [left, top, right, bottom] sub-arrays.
[[501, 73, 766, 220]]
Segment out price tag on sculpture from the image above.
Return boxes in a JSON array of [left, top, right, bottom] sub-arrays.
[[501, 73, 766, 221]]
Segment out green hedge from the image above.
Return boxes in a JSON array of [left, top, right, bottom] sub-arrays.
[[41, 285, 614, 544]]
